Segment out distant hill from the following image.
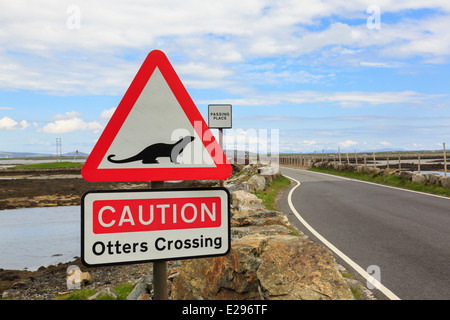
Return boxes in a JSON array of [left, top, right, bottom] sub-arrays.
[[0, 151, 52, 158], [0, 151, 89, 158], [63, 151, 89, 157]]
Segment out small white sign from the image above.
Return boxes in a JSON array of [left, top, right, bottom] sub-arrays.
[[81, 188, 230, 267], [208, 104, 232, 129]]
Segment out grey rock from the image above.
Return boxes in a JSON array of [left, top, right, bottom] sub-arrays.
[[126, 274, 154, 300], [440, 176, 450, 188], [412, 174, 427, 184]]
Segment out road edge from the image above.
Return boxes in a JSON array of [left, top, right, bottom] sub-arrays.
[[284, 173, 401, 301]]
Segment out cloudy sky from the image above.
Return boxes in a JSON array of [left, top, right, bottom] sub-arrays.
[[1, 0, 449, 155]]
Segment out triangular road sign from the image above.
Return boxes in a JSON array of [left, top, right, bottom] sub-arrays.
[[82, 50, 232, 182]]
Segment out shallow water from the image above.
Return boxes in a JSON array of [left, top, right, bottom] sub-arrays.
[[0, 206, 80, 271], [409, 170, 446, 176]]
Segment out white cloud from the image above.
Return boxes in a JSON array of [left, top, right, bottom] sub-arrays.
[[380, 15, 450, 59], [339, 140, 358, 148], [51, 111, 82, 120], [0, 116, 30, 130], [0, 1, 449, 95], [202, 90, 443, 107], [100, 107, 116, 119], [359, 61, 401, 68], [36, 110, 103, 134], [39, 117, 103, 134], [380, 141, 392, 146], [303, 140, 317, 145]]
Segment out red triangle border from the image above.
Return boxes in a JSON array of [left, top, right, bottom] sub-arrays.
[[81, 50, 232, 182]]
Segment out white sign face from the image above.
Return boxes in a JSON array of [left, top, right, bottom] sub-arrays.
[[81, 188, 230, 267], [99, 68, 215, 170], [208, 104, 232, 129]]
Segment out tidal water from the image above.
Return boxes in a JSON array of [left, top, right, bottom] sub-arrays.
[[0, 206, 80, 271], [410, 170, 446, 176]]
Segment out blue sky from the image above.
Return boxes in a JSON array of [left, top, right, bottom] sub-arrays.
[[1, 0, 449, 154]]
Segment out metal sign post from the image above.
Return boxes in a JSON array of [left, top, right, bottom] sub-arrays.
[[219, 128, 224, 187], [151, 180, 167, 300], [208, 104, 232, 187]]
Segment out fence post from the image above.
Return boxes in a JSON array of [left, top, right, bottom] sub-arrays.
[[418, 154, 421, 174], [338, 147, 341, 164], [444, 143, 447, 177]]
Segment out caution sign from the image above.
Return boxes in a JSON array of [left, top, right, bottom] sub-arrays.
[[81, 50, 232, 182], [81, 188, 230, 267]]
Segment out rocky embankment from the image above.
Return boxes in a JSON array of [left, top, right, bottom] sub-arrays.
[[130, 164, 374, 300], [1, 164, 374, 300]]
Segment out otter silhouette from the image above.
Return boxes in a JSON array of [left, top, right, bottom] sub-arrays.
[[107, 136, 195, 164]]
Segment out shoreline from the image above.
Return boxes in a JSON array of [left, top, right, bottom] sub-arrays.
[[0, 168, 217, 299], [1, 165, 374, 300]]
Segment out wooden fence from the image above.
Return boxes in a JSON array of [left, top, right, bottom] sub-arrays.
[[277, 142, 448, 176]]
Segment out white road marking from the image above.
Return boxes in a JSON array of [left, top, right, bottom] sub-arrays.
[[284, 174, 401, 300]]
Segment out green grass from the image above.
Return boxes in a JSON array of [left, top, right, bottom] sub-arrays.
[[7, 162, 83, 170], [54, 289, 97, 300], [54, 282, 134, 300], [341, 272, 354, 279], [309, 167, 450, 197], [350, 286, 364, 300], [254, 174, 291, 211], [113, 282, 135, 300]]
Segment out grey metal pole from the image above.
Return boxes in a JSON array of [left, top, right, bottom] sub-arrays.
[[219, 128, 224, 187], [151, 181, 167, 300]]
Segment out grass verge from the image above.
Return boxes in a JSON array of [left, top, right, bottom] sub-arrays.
[[54, 282, 134, 300], [7, 162, 83, 170], [54, 289, 97, 300], [254, 174, 291, 211], [309, 167, 450, 197]]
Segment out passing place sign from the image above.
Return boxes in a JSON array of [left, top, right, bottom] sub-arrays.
[[81, 188, 230, 267]]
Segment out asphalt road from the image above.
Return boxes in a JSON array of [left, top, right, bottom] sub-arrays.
[[278, 167, 450, 300]]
